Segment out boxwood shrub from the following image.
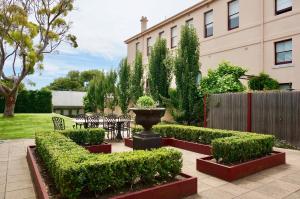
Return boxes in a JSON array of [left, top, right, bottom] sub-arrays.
[[35, 132, 182, 199], [132, 124, 275, 164], [60, 128, 105, 145]]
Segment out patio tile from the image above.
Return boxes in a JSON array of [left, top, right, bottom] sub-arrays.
[[243, 172, 275, 184], [197, 181, 213, 192], [217, 183, 249, 196], [284, 190, 300, 199], [233, 178, 264, 190], [0, 192, 4, 199], [7, 174, 31, 183], [5, 187, 35, 199], [6, 180, 33, 192], [254, 180, 300, 199], [280, 172, 300, 186], [0, 184, 5, 193], [0, 177, 6, 185], [7, 168, 29, 176], [235, 191, 274, 199], [200, 176, 227, 187], [198, 188, 235, 199]]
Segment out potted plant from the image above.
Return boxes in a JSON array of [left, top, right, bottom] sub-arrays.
[[130, 96, 165, 150]]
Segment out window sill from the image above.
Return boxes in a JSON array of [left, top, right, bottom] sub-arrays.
[[272, 64, 294, 69]]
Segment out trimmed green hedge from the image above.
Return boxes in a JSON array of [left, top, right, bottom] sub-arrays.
[[132, 125, 275, 164], [0, 90, 52, 113], [36, 132, 182, 199], [60, 129, 105, 145]]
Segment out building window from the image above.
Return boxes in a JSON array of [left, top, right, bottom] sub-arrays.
[[159, 31, 164, 38], [279, 83, 293, 91], [147, 37, 152, 56], [186, 18, 193, 27], [228, 0, 239, 30], [275, 39, 292, 65], [135, 42, 140, 54], [275, 0, 292, 15], [197, 71, 202, 86], [204, 10, 213, 38], [171, 26, 177, 48]]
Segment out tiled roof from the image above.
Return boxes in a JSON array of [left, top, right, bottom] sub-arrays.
[[52, 91, 86, 107]]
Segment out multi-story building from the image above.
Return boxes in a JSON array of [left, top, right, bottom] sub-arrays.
[[125, 0, 300, 90]]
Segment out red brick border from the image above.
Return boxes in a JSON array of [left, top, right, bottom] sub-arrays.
[[84, 143, 112, 153]]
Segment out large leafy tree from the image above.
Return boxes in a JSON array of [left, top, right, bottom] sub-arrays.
[[148, 38, 172, 103], [248, 73, 279, 91], [0, 0, 77, 117], [131, 52, 143, 103], [200, 61, 247, 94], [174, 25, 200, 124], [117, 58, 131, 114]]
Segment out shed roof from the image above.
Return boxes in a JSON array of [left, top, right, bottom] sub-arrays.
[[52, 91, 86, 108]]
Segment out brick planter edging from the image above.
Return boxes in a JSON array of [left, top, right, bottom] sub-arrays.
[[27, 146, 197, 199], [84, 142, 112, 153], [124, 138, 212, 155], [27, 146, 49, 199], [111, 173, 197, 199], [196, 151, 286, 181]]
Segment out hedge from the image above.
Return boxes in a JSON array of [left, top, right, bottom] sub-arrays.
[[60, 129, 105, 145], [35, 132, 182, 199], [0, 90, 52, 113], [132, 124, 275, 164]]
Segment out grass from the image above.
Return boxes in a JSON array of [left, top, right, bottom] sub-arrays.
[[0, 113, 73, 140]]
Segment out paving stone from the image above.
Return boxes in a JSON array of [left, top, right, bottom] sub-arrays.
[[217, 183, 249, 196], [6, 180, 33, 192], [7, 174, 31, 183], [199, 176, 227, 187], [0, 184, 5, 193], [235, 191, 274, 199], [254, 180, 300, 199], [198, 188, 235, 199], [284, 190, 300, 199], [197, 181, 213, 192], [233, 178, 264, 190], [5, 187, 36, 199]]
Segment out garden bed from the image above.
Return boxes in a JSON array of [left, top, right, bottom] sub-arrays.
[[196, 151, 286, 181], [124, 138, 212, 155], [27, 145, 197, 199], [84, 142, 112, 153]]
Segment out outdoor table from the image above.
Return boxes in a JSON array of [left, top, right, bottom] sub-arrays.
[[72, 118, 133, 140]]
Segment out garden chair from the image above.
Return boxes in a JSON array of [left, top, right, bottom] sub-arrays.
[[118, 114, 131, 138], [104, 114, 117, 140], [87, 114, 100, 128], [52, 116, 65, 131], [74, 114, 87, 129]]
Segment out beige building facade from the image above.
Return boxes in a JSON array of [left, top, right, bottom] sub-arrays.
[[125, 0, 300, 90]]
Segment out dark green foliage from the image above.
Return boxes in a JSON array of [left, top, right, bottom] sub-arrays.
[[148, 38, 172, 103], [174, 25, 200, 124], [131, 52, 144, 103], [132, 124, 275, 164], [35, 131, 182, 199], [46, 70, 104, 91], [212, 134, 274, 164], [200, 61, 247, 94], [248, 73, 280, 91], [118, 58, 131, 113], [0, 90, 52, 113], [60, 129, 105, 145], [104, 70, 118, 111]]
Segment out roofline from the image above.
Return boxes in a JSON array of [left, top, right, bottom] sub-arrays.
[[124, 0, 213, 44]]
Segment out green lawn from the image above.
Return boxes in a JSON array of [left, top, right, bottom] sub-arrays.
[[0, 113, 73, 140]]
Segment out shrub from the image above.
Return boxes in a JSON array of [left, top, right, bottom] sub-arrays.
[[212, 134, 275, 164], [60, 128, 105, 145], [248, 73, 280, 91], [132, 124, 275, 164], [35, 131, 182, 199], [136, 95, 156, 108]]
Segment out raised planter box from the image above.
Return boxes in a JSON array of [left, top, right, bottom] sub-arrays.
[[27, 146, 197, 199], [124, 137, 212, 155], [196, 151, 286, 181], [84, 142, 111, 153]]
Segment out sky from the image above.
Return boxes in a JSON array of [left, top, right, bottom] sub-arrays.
[[25, 0, 201, 89]]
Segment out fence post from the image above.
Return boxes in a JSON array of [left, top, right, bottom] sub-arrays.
[[203, 94, 207, 128], [247, 93, 252, 132]]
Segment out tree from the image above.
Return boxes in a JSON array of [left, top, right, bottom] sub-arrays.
[[0, 0, 77, 117], [200, 61, 247, 94], [174, 25, 200, 124], [248, 73, 279, 91], [131, 52, 144, 103], [118, 58, 131, 113], [105, 70, 118, 112], [148, 38, 172, 103], [84, 72, 106, 112]]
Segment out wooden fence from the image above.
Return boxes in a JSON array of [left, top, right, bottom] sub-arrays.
[[205, 91, 300, 147]]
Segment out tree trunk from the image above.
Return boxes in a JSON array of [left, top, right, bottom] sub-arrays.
[[3, 92, 17, 117]]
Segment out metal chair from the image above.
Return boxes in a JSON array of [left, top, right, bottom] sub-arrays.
[[87, 114, 100, 128], [104, 114, 117, 140], [74, 114, 86, 129], [118, 115, 131, 138], [52, 117, 65, 131]]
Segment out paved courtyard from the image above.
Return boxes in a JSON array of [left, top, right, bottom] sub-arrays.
[[1, 139, 300, 199]]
